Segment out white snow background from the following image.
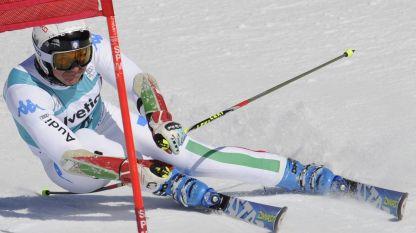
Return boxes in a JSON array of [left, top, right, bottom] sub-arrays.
[[0, 0, 415, 233]]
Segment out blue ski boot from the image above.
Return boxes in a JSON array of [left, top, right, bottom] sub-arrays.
[[277, 158, 347, 194], [155, 168, 221, 208]]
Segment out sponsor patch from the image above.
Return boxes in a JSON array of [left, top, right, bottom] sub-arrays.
[[91, 34, 103, 49], [42, 115, 76, 142], [137, 115, 148, 126], [257, 211, 277, 223], [50, 38, 60, 47], [226, 198, 259, 225], [85, 66, 99, 81], [71, 40, 80, 49], [41, 26, 48, 33], [63, 94, 100, 126], [17, 99, 45, 117], [384, 197, 399, 208], [53, 162, 73, 183]]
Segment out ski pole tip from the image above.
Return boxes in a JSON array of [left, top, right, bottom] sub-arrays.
[[344, 49, 355, 57], [41, 189, 51, 196]]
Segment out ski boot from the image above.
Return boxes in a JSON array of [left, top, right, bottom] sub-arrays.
[[277, 158, 347, 194], [163, 169, 221, 208], [277, 159, 408, 220], [140, 161, 220, 208]]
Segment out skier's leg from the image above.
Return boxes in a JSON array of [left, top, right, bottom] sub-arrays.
[[172, 139, 342, 194], [138, 161, 219, 208], [100, 102, 341, 194], [31, 147, 109, 193], [95, 102, 157, 160], [98, 103, 288, 186], [30, 128, 128, 193], [277, 158, 344, 194]]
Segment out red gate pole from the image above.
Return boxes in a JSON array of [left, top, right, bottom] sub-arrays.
[[101, 1, 147, 232]]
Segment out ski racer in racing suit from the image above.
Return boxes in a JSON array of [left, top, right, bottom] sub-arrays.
[[3, 20, 346, 208]]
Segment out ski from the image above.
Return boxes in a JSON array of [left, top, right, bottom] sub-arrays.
[[59, 150, 408, 222], [55, 150, 288, 232], [42, 184, 287, 232], [211, 193, 287, 233], [332, 178, 408, 220], [43, 185, 287, 232]]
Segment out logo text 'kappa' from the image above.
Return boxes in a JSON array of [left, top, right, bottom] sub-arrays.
[[17, 99, 45, 117]]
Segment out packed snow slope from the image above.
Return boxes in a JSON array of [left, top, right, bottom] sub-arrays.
[[0, 0, 415, 233]]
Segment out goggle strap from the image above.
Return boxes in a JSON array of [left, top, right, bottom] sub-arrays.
[[33, 42, 53, 64]]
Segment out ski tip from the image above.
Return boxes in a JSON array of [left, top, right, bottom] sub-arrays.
[[344, 49, 355, 57], [273, 206, 288, 233], [41, 189, 50, 196], [397, 192, 409, 221]]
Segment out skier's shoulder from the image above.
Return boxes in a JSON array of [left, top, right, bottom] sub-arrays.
[[4, 56, 53, 102], [7, 62, 37, 88], [6, 56, 50, 91], [90, 33, 111, 55], [89, 33, 142, 81]]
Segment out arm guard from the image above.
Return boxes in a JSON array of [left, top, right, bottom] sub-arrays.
[[133, 73, 172, 121]]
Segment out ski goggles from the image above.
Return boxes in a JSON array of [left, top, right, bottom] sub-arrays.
[[51, 45, 93, 70], [36, 44, 93, 71]]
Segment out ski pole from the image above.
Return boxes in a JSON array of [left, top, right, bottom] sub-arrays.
[[185, 49, 355, 133], [41, 182, 125, 196]]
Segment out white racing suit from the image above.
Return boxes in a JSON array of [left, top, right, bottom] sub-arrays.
[[3, 34, 337, 195]]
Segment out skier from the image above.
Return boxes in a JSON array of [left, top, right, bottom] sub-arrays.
[[3, 20, 347, 209]]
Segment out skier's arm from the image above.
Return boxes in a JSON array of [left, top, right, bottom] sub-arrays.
[[93, 35, 185, 155], [91, 34, 143, 103], [4, 84, 84, 163], [132, 73, 186, 155]]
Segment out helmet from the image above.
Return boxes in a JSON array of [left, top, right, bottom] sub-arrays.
[[32, 20, 92, 78]]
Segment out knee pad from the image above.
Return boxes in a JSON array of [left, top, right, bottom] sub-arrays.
[[42, 159, 110, 193]]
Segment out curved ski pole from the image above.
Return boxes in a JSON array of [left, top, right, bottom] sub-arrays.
[[41, 182, 126, 196], [185, 49, 355, 134]]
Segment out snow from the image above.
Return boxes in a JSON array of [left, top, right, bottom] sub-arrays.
[[1, 0, 415, 232]]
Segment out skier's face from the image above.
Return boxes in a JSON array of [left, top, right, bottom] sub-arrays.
[[52, 65, 86, 86]]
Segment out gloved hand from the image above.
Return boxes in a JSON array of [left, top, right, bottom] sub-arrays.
[[148, 110, 186, 155], [137, 160, 173, 193], [132, 73, 186, 154]]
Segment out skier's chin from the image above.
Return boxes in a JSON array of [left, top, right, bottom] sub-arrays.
[[53, 68, 85, 86], [62, 74, 82, 86]]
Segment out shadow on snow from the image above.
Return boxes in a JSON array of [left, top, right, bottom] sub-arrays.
[[0, 194, 211, 222], [0, 187, 296, 222]]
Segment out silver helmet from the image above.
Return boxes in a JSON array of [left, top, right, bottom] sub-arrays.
[[32, 20, 91, 75]]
